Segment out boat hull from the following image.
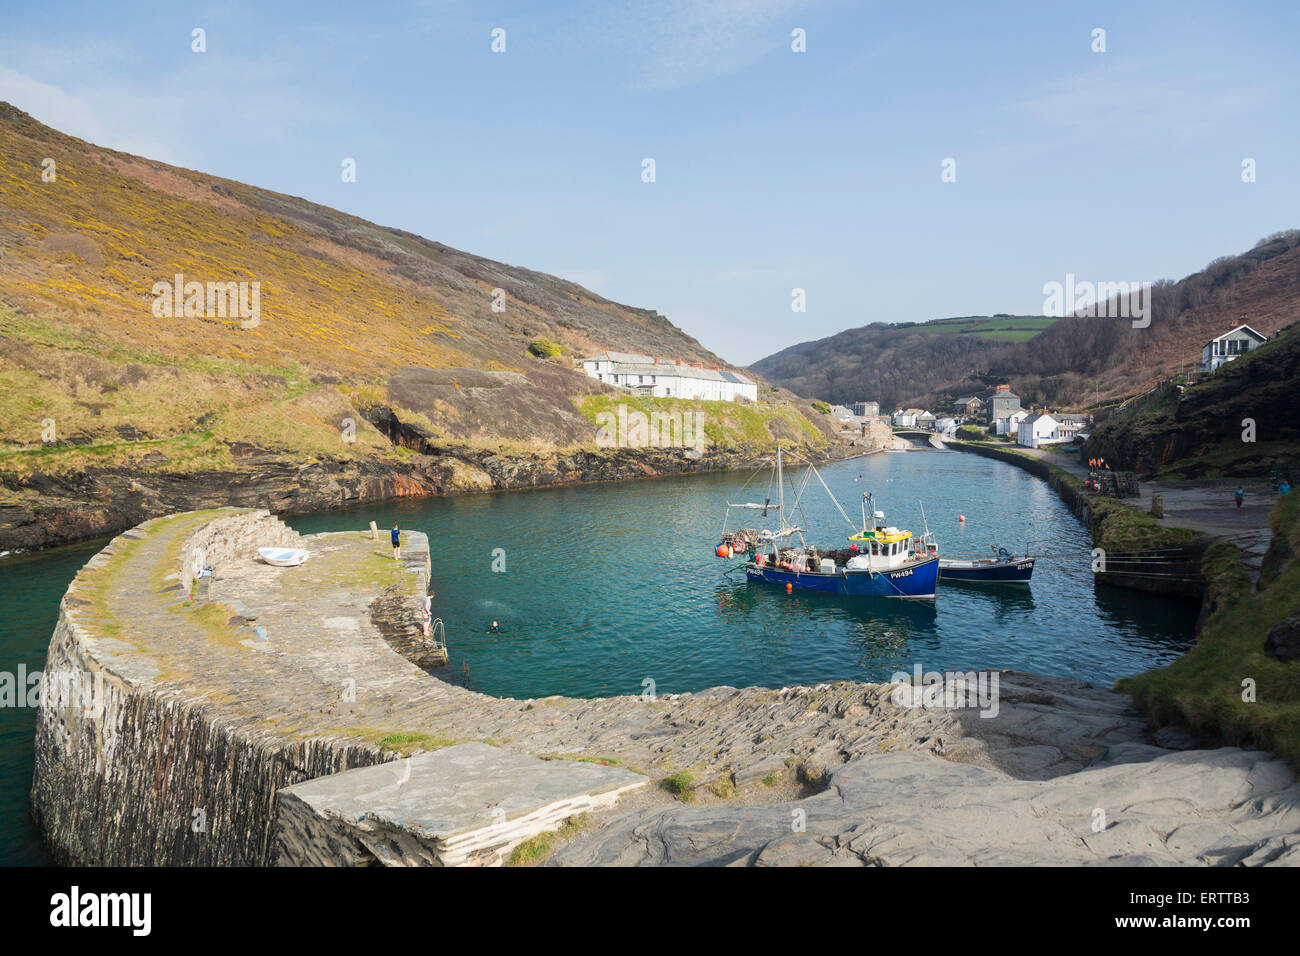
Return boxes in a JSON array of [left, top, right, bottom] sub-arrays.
[[257, 547, 310, 568], [938, 558, 1034, 583], [745, 555, 939, 599]]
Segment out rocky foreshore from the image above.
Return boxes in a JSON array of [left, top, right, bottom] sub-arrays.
[[1, 439, 866, 555], [30, 509, 1300, 866]]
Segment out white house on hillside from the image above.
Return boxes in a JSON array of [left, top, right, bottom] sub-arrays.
[[581, 352, 757, 402], [1200, 325, 1268, 373], [1017, 412, 1064, 448], [892, 409, 916, 427]]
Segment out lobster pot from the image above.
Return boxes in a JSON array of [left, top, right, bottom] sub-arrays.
[[819, 558, 836, 574]]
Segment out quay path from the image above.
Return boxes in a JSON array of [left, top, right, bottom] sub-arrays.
[[991, 444, 1279, 582]]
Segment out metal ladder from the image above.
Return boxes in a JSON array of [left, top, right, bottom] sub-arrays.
[[427, 618, 447, 654]]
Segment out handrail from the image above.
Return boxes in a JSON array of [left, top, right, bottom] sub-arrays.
[[428, 618, 446, 652]]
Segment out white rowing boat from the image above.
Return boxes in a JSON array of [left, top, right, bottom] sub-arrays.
[[257, 547, 310, 567]]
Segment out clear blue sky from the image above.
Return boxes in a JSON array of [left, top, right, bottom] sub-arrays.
[[2, 1, 1296, 364]]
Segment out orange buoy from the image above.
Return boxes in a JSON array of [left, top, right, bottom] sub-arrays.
[[785, 582, 793, 594], [958, 515, 966, 523], [716, 544, 730, 558]]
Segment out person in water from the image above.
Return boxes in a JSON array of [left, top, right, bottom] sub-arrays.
[[487, 620, 501, 633], [391, 524, 401, 560]]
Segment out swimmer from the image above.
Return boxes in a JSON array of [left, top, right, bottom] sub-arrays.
[[487, 620, 502, 634]]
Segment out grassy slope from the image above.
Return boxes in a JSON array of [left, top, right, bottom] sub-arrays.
[[0, 102, 833, 481], [1119, 493, 1300, 769]]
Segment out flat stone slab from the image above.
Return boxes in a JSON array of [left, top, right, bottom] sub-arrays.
[[275, 743, 648, 866]]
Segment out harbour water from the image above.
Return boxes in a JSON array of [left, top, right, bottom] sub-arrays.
[[0, 448, 1199, 863]]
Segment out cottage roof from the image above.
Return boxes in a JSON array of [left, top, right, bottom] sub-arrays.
[[1208, 324, 1268, 345], [601, 361, 750, 384], [590, 350, 654, 364]]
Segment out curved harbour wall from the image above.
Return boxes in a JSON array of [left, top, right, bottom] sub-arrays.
[[29, 510, 397, 865], [31, 507, 1300, 867]]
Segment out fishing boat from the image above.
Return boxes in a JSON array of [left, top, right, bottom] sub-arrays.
[[938, 546, 1034, 583], [717, 448, 940, 599], [257, 547, 310, 567]]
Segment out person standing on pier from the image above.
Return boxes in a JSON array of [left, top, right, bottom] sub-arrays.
[[391, 524, 402, 560], [1234, 485, 1245, 510]]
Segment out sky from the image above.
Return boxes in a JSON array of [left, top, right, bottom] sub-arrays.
[[1, 0, 1297, 365]]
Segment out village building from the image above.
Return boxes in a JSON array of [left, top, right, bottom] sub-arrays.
[[1017, 412, 1065, 448], [892, 409, 917, 428], [581, 352, 757, 402], [1052, 413, 1089, 442], [995, 409, 1029, 436], [952, 395, 983, 417], [1200, 324, 1268, 373], [850, 401, 880, 418], [981, 384, 1022, 424]]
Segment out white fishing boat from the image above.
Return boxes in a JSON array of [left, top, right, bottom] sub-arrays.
[[257, 547, 310, 567]]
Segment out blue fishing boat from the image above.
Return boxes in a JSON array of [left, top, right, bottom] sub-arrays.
[[938, 546, 1035, 583], [717, 448, 940, 600]]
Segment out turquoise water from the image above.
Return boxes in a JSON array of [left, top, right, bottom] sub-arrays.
[[0, 450, 1199, 864], [287, 451, 1196, 697], [0, 539, 104, 865]]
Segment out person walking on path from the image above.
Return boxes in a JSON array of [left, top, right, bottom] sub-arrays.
[[391, 524, 402, 560], [1234, 486, 1245, 510]]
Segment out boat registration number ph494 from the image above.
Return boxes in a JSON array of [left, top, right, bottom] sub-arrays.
[[889, 569, 914, 579]]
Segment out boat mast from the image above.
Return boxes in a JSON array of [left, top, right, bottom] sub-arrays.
[[777, 447, 785, 534]]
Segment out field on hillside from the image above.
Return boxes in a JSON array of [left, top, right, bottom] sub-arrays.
[[909, 315, 1058, 341]]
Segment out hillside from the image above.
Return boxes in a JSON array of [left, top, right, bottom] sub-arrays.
[[750, 315, 1056, 410], [753, 233, 1300, 412], [0, 103, 838, 550], [1084, 322, 1300, 479]]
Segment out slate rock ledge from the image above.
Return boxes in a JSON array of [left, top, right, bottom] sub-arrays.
[[30, 509, 1300, 866]]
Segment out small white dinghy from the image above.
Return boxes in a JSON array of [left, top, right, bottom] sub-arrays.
[[257, 547, 310, 567]]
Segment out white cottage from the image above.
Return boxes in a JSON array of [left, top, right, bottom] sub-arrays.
[[1200, 325, 1268, 372], [995, 409, 1029, 436], [581, 352, 757, 402], [1017, 412, 1062, 448]]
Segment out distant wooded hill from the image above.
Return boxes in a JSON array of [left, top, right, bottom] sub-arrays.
[[751, 231, 1300, 412], [749, 315, 1057, 411]]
